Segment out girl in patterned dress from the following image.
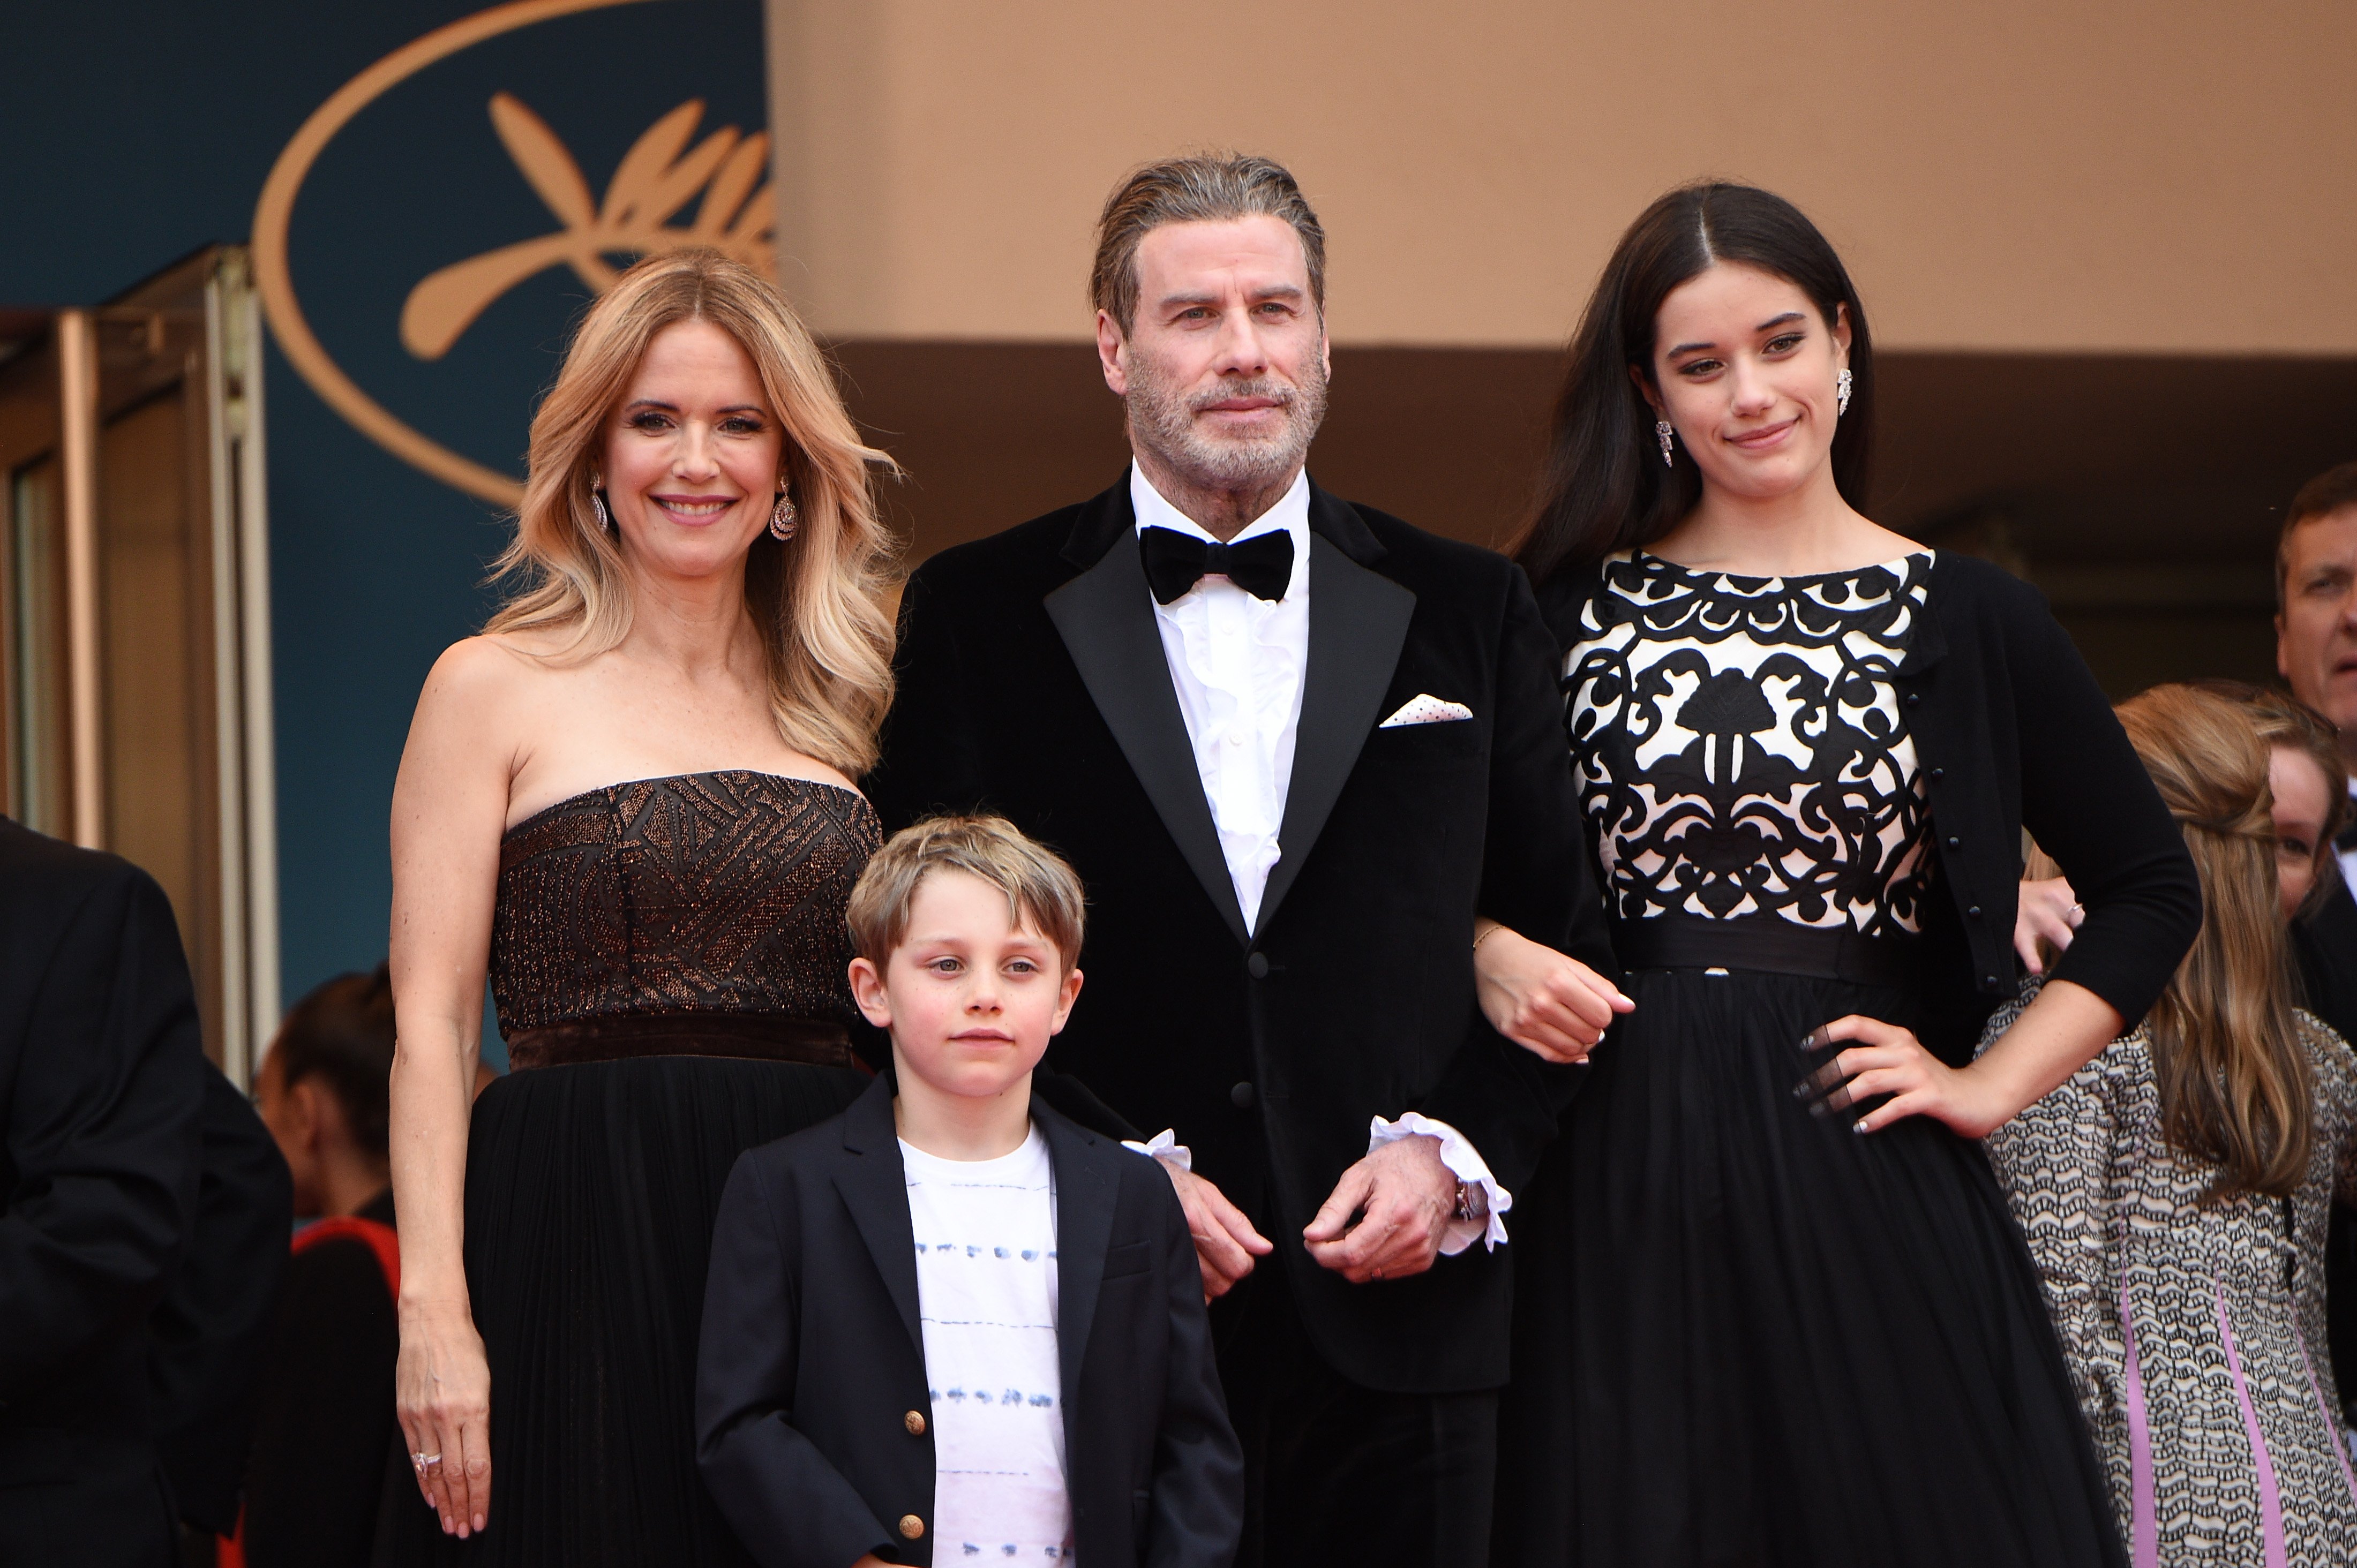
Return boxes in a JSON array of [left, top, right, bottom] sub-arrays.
[[1472, 183, 2201, 1566], [1986, 684, 2357, 1566]]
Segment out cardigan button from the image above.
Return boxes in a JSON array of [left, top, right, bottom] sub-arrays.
[[900, 1515, 926, 1540], [1928, 767, 1945, 782], [1946, 835, 1961, 849], [904, 1410, 926, 1436], [1967, 906, 1983, 919], [1984, 975, 2000, 987]]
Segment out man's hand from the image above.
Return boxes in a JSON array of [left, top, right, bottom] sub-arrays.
[[1302, 1134, 1455, 1284], [1157, 1160, 1272, 1302]]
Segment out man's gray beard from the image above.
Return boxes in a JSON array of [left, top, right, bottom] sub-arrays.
[[1125, 353, 1328, 497]]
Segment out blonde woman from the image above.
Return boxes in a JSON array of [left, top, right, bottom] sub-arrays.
[[1985, 684, 2357, 1566], [384, 249, 897, 1565]]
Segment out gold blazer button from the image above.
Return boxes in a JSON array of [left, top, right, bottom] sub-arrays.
[[903, 1410, 926, 1436], [899, 1515, 925, 1540]]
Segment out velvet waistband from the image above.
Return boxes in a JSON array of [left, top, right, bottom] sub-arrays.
[[504, 1012, 865, 1073]]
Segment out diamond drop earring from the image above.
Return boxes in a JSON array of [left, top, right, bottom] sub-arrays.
[[769, 483, 798, 542], [1655, 420, 1676, 468], [589, 481, 613, 532], [1836, 367, 1853, 417]]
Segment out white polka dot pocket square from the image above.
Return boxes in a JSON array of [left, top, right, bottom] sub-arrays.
[[1379, 693, 1475, 727]]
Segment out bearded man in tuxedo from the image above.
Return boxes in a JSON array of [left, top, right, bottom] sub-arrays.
[[870, 153, 1621, 1567]]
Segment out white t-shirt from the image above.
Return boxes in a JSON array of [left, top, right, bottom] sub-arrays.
[[900, 1124, 1075, 1563]]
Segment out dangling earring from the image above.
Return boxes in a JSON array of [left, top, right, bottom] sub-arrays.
[[590, 483, 613, 532], [1836, 367, 1853, 417], [1655, 420, 1676, 468], [769, 481, 798, 542]]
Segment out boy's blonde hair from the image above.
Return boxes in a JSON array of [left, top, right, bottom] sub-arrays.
[[847, 816, 1086, 970]]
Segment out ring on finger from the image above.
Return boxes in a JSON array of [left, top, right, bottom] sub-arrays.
[[416, 1452, 443, 1471]]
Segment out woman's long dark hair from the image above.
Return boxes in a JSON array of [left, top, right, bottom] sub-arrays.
[[1512, 183, 1876, 588]]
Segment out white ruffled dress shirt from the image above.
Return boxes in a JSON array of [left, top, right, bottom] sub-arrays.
[[1123, 463, 1508, 1252]]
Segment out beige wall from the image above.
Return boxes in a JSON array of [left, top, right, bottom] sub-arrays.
[[767, 0, 2356, 352]]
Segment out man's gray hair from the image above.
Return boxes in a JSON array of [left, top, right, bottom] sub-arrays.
[[1090, 153, 1326, 334]]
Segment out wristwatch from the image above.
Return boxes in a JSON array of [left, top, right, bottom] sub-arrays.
[[1454, 1180, 1489, 1225]]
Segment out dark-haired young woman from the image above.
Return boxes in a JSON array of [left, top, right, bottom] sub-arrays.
[[1474, 183, 2201, 1566]]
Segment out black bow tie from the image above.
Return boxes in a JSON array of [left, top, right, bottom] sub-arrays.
[[1139, 525, 1295, 606]]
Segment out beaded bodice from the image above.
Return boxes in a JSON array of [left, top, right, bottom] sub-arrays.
[[491, 771, 879, 1036]]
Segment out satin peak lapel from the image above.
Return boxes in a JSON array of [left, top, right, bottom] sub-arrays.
[[1045, 532, 1251, 944], [1258, 532, 1415, 934]]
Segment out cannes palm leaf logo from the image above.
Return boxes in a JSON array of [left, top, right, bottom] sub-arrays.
[[400, 92, 775, 360]]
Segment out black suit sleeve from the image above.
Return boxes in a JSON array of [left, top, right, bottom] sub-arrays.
[[1417, 567, 1612, 1197], [1142, 1169, 1244, 1568], [0, 866, 202, 1402], [870, 564, 988, 833], [147, 1062, 291, 1532], [2010, 599, 2202, 1024], [696, 1155, 896, 1568]]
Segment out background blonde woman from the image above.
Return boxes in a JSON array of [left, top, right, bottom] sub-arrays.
[[1986, 683, 2357, 1567], [382, 249, 897, 1565]]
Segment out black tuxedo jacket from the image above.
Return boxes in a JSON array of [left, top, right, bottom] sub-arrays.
[[869, 475, 1617, 1393], [0, 818, 205, 1566], [696, 1075, 1241, 1568]]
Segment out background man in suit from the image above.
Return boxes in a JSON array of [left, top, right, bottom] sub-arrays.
[[0, 818, 207, 1567], [2271, 458, 2357, 1417], [870, 153, 1620, 1566]]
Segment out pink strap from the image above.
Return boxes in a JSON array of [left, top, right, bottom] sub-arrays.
[[2215, 1281, 2288, 1568], [2119, 1281, 2157, 1568]]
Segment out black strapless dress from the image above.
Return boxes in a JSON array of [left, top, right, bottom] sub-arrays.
[[380, 772, 878, 1567]]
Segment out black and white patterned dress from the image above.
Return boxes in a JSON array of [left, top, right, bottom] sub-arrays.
[[1984, 988, 2357, 1566], [1493, 551, 2128, 1568]]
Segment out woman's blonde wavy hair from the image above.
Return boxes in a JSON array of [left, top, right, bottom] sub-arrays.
[[2113, 683, 2314, 1198], [484, 248, 898, 775]]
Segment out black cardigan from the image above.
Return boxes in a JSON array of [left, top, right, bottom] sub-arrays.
[[1537, 551, 2202, 1060]]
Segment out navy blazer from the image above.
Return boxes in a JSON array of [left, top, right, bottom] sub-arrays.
[[695, 1074, 1242, 1568]]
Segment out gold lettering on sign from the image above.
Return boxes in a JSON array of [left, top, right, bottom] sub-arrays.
[[401, 94, 775, 360]]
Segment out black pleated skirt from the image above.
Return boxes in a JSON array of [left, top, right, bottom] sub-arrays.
[[378, 1055, 867, 1566], [1492, 967, 2126, 1567]]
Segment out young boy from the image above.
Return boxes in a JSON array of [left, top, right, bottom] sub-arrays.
[[696, 816, 1243, 1568]]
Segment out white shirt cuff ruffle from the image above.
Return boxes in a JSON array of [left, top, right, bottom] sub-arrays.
[[1121, 1129, 1192, 1173], [1368, 1113, 1511, 1254]]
